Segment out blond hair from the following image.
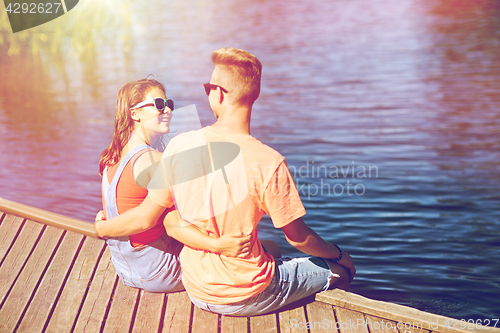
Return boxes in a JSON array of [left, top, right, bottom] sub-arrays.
[[211, 47, 262, 106]]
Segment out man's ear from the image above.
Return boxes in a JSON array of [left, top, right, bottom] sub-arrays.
[[219, 88, 225, 104], [130, 108, 141, 122]]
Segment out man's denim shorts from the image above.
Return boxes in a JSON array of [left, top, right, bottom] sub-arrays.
[[188, 256, 334, 316]]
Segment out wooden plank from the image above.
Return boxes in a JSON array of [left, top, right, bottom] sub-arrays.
[[334, 307, 369, 333], [191, 306, 219, 333], [250, 314, 278, 333], [221, 315, 247, 333], [0, 222, 63, 332], [17, 230, 85, 332], [403, 325, 431, 333], [163, 291, 192, 333], [132, 291, 165, 333], [191, 306, 218, 333], [73, 247, 117, 333], [305, 301, 338, 333], [102, 279, 140, 333], [279, 306, 308, 333], [0, 214, 24, 264], [0, 217, 42, 304], [365, 314, 399, 333], [316, 290, 500, 333], [44, 236, 106, 332], [0, 197, 97, 238]]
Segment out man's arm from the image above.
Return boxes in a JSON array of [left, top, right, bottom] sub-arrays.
[[281, 217, 339, 257], [163, 208, 252, 257], [95, 194, 252, 257], [95, 195, 165, 238], [281, 217, 355, 281]]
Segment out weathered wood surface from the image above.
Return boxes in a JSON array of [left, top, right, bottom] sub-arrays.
[[0, 197, 96, 238], [1, 204, 498, 333], [316, 289, 500, 333]]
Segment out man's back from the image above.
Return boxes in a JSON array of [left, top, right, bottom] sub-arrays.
[[149, 125, 306, 304]]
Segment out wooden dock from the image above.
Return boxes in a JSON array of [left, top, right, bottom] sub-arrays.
[[0, 197, 498, 333]]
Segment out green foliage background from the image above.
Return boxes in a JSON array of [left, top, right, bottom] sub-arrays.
[[0, 0, 132, 60]]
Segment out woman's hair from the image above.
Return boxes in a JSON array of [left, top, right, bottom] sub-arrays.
[[98, 77, 166, 176]]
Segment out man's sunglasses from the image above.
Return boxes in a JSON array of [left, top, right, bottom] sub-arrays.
[[132, 98, 174, 112], [204, 83, 228, 96]]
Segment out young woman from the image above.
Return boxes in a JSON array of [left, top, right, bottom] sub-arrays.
[[97, 77, 250, 293]]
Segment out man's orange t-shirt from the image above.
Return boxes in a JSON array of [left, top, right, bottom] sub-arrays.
[[148, 126, 306, 304]]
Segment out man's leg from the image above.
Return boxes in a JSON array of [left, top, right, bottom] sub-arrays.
[[325, 260, 350, 291], [188, 256, 346, 317], [260, 239, 282, 258]]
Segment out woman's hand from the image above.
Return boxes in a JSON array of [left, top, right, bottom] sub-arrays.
[[95, 210, 105, 222], [213, 232, 252, 258], [94, 210, 106, 239]]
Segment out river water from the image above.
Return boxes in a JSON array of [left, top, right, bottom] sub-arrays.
[[1, 0, 499, 322]]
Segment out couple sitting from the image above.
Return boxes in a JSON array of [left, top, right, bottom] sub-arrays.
[[95, 47, 355, 316]]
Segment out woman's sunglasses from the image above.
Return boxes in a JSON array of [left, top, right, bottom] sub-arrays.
[[204, 83, 228, 96], [132, 98, 174, 113]]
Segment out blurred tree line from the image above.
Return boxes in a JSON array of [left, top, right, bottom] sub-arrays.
[[0, 0, 132, 60]]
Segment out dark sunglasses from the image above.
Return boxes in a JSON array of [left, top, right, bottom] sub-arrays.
[[132, 98, 174, 112], [204, 83, 228, 96]]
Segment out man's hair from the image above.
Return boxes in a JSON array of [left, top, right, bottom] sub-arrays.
[[211, 47, 262, 106]]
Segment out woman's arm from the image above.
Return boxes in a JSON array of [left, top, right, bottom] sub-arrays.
[[163, 207, 252, 257]]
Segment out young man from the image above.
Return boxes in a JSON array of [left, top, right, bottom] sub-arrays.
[[96, 47, 355, 316]]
